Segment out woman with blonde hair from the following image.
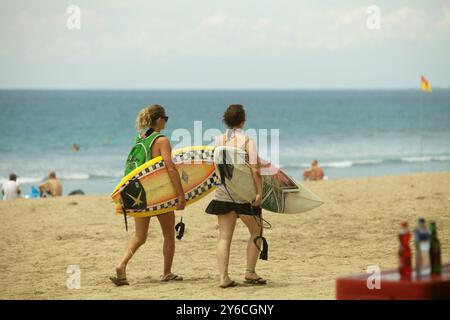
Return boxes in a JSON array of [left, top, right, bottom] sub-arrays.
[[110, 104, 186, 286], [206, 104, 267, 288]]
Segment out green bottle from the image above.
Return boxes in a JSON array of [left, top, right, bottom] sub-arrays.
[[429, 221, 442, 275]]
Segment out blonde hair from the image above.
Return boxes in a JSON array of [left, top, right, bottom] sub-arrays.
[[136, 104, 166, 131]]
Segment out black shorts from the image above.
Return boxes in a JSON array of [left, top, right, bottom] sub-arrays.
[[205, 200, 261, 216]]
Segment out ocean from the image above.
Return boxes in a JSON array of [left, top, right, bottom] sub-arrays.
[[1, 89, 449, 196]]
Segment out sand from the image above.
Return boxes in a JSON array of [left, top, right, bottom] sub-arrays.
[[0, 172, 449, 300]]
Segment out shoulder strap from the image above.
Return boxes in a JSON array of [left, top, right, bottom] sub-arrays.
[[220, 134, 226, 146], [143, 132, 164, 162], [244, 136, 250, 162]]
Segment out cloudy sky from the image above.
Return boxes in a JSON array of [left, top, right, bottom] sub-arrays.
[[1, 0, 449, 89]]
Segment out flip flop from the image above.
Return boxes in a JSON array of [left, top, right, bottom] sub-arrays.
[[220, 280, 239, 288], [244, 277, 267, 285], [161, 273, 184, 281], [110, 276, 129, 286]]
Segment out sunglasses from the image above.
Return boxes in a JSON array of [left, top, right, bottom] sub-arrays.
[[152, 115, 169, 123]]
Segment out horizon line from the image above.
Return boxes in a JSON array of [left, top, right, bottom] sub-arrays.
[[0, 87, 449, 91]]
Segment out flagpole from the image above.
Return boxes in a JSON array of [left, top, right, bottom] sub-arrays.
[[419, 87, 424, 173]]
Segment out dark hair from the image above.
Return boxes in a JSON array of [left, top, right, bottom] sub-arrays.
[[9, 173, 17, 181], [223, 104, 246, 128]]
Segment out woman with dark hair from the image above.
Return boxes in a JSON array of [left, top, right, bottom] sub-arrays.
[[206, 104, 267, 288]]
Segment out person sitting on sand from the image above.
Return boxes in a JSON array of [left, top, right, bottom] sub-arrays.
[[39, 171, 63, 197], [1, 173, 21, 200], [303, 160, 324, 181], [110, 104, 186, 286], [205, 104, 267, 288]]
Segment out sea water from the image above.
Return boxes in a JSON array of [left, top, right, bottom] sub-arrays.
[[1, 89, 449, 195]]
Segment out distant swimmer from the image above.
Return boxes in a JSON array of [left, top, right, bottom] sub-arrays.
[[303, 160, 325, 181], [39, 171, 63, 197], [1, 173, 21, 200], [72, 143, 79, 151]]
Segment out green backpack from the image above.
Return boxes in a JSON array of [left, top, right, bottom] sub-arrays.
[[124, 131, 163, 176]]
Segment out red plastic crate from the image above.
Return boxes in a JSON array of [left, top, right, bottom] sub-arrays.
[[336, 264, 450, 300]]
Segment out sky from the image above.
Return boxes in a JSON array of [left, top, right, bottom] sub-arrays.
[[0, 0, 449, 89]]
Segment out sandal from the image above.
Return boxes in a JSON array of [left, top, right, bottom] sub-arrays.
[[110, 276, 129, 286], [161, 273, 184, 281], [111, 265, 129, 286], [220, 280, 239, 288], [244, 277, 267, 285]]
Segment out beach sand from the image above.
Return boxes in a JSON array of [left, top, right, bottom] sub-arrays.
[[0, 172, 449, 300]]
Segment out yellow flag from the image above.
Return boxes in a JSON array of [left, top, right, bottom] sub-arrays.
[[420, 75, 432, 93]]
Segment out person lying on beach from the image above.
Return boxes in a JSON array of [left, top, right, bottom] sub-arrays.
[[38, 171, 63, 197], [205, 104, 267, 288], [1, 173, 21, 200], [110, 104, 186, 286], [303, 160, 324, 181]]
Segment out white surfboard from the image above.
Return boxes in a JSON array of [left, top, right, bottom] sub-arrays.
[[214, 146, 323, 213]]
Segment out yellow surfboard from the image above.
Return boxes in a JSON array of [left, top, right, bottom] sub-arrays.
[[111, 146, 219, 218]]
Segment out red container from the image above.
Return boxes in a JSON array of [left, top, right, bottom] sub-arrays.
[[336, 264, 450, 300], [399, 222, 412, 279]]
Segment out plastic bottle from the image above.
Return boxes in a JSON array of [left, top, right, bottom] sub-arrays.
[[414, 218, 431, 277], [398, 222, 412, 279], [429, 221, 442, 275]]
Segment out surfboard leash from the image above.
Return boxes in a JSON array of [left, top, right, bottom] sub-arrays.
[[252, 212, 271, 261], [121, 205, 128, 233], [223, 183, 269, 260], [175, 216, 185, 240]]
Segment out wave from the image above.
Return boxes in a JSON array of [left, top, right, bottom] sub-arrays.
[[0, 177, 43, 184], [281, 155, 450, 170], [400, 156, 450, 163], [0, 171, 123, 185], [60, 173, 90, 180], [89, 172, 123, 179], [59, 172, 123, 180], [433, 156, 450, 161], [17, 177, 44, 184], [321, 161, 354, 168], [59, 171, 123, 180], [353, 159, 385, 165], [2, 154, 449, 184]]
